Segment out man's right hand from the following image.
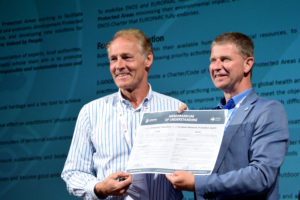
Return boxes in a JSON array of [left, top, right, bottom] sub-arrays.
[[94, 172, 132, 198]]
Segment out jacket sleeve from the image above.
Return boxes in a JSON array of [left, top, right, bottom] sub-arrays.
[[195, 100, 289, 199]]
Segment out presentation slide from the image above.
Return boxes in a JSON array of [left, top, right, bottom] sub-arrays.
[[0, 0, 299, 199]]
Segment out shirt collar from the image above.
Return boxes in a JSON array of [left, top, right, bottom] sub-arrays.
[[218, 88, 252, 109], [117, 84, 153, 110]]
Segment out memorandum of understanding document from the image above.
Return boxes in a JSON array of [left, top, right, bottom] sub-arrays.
[[126, 110, 226, 175]]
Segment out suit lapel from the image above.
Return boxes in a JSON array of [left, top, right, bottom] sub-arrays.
[[213, 90, 258, 172]]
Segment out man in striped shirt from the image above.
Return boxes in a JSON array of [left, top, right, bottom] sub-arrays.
[[61, 29, 183, 200]]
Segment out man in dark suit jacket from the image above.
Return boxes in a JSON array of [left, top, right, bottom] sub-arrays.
[[166, 32, 289, 199]]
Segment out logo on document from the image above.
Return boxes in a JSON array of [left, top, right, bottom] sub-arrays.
[[210, 117, 221, 122]]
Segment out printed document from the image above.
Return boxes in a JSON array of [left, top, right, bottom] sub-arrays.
[[126, 110, 226, 175]]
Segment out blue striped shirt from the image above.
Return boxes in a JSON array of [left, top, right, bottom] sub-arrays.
[[61, 85, 183, 200]]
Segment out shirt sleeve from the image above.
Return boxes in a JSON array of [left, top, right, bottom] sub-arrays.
[[61, 105, 101, 199]]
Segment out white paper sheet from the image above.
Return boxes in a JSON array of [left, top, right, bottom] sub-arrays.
[[126, 110, 226, 175]]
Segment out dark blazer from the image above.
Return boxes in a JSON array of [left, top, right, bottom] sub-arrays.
[[195, 90, 289, 200]]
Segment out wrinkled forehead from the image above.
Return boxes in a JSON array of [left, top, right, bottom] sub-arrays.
[[108, 36, 142, 56], [211, 41, 237, 49], [211, 42, 241, 55], [211, 42, 238, 53]]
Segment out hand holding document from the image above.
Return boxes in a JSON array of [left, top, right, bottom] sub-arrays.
[[126, 110, 226, 175]]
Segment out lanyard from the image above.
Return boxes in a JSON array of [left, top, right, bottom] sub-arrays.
[[117, 98, 150, 149]]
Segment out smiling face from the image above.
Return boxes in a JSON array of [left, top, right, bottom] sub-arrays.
[[108, 36, 153, 93], [209, 42, 253, 98]]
